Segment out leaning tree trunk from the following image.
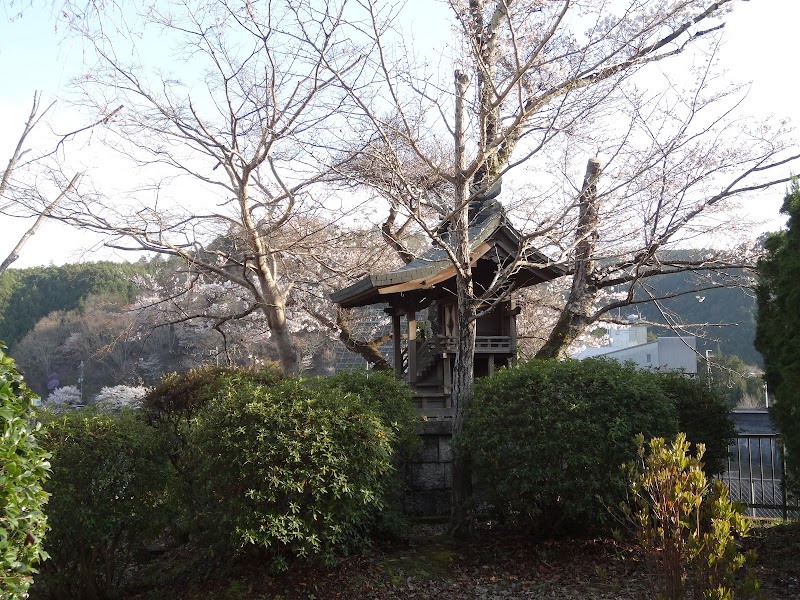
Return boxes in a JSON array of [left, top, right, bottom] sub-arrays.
[[0, 174, 80, 274], [238, 179, 300, 375], [536, 158, 602, 360], [450, 69, 477, 537], [334, 308, 391, 370]]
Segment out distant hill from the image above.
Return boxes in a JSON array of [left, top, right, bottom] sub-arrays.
[[633, 266, 760, 366], [0, 262, 152, 350], [0, 256, 763, 384]]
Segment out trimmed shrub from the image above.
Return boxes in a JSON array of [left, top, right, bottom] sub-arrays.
[[655, 371, 736, 477], [0, 348, 49, 600], [307, 370, 418, 455], [142, 365, 284, 422], [306, 370, 418, 538], [32, 408, 174, 600], [461, 358, 680, 534], [141, 366, 287, 516], [188, 376, 407, 570]]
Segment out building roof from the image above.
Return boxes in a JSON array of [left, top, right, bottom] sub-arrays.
[[331, 211, 564, 308]]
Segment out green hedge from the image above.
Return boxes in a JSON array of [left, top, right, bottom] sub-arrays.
[[32, 408, 174, 600], [141, 368, 417, 571], [0, 348, 49, 600], [142, 365, 285, 422], [187, 374, 412, 570], [307, 370, 418, 456], [656, 371, 735, 477], [26, 367, 417, 589], [461, 359, 737, 535], [461, 358, 681, 534]]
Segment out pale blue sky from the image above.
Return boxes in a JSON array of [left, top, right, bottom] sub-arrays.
[[1, 0, 797, 267]]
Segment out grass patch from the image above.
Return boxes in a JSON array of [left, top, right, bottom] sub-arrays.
[[381, 544, 455, 584]]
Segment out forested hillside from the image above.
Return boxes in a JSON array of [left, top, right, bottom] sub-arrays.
[[0, 262, 153, 349], [634, 267, 760, 366], [1, 259, 339, 399]]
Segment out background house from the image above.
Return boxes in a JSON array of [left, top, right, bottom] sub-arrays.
[[571, 323, 698, 374]]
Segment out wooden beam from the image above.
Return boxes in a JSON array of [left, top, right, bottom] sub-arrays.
[[378, 279, 432, 295], [408, 310, 417, 385], [392, 313, 402, 378]]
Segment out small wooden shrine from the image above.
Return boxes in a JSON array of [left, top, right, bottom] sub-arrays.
[[331, 197, 563, 416]]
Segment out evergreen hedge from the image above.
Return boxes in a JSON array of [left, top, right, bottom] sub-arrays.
[[186, 372, 415, 570], [461, 358, 732, 534], [32, 408, 174, 600]]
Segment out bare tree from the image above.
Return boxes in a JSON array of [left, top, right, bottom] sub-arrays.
[[59, 0, 379, 373], [316, 0, 799, 531], [0, 93, 83, 274], [533, 64, 799, 359]]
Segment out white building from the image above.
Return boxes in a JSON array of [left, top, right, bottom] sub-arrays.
[[571, 325, 698, 374]]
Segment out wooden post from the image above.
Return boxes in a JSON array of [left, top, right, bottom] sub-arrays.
[[488, 353, 495, 377], [781, 440, 789, 521], [392, 312, 403, 378], [443, 354, 452, 407], [408, 310, 417, 385], [509, 302, 518, 360]]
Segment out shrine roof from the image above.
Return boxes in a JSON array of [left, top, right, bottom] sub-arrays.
[[331, 212, 564, 309]]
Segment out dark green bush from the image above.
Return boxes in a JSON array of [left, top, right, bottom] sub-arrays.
[[142, 366, 287, 520], [32, 408, 174, 600], [655, 371, 736, 477], [0, 348, 50, 600], [142, 365, 284, 422], [306, 370, 419, 538], [187, 374, 413, 570], [461, 358, 680, 534], [307, 370, 418, 455]]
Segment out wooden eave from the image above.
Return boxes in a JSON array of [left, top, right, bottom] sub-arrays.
[[330, 214, 565, 309]]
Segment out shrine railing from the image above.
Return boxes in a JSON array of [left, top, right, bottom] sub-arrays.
[[437, 335, 512, 354]]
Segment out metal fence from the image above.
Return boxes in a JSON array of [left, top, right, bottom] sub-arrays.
[[717, 433, 799, 519]]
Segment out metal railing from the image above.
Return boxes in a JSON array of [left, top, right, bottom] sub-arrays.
[[718, 433, 798, 519]]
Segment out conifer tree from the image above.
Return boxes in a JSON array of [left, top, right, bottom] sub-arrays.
[[755, 182, 800, 496]]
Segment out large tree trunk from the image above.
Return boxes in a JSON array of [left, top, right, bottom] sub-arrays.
[[237, 178, 300, 375], [256, 284, 298, 374], [269, 317, 299, 374], [450, 273, 476, 536], [450, 69, 476, 537], [536, 158, 602, 359]]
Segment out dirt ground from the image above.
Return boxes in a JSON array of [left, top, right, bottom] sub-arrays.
[[129, 521, 800, 600]]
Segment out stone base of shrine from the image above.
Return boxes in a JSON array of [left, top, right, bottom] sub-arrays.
[[403, 418, 453, 517]]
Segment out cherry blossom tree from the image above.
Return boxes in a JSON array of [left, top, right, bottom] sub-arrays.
[[318, 0, 799, 531], [93, 385, 147, 410], [46, 385, 82, 411], [57, 0, 381, 373]]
